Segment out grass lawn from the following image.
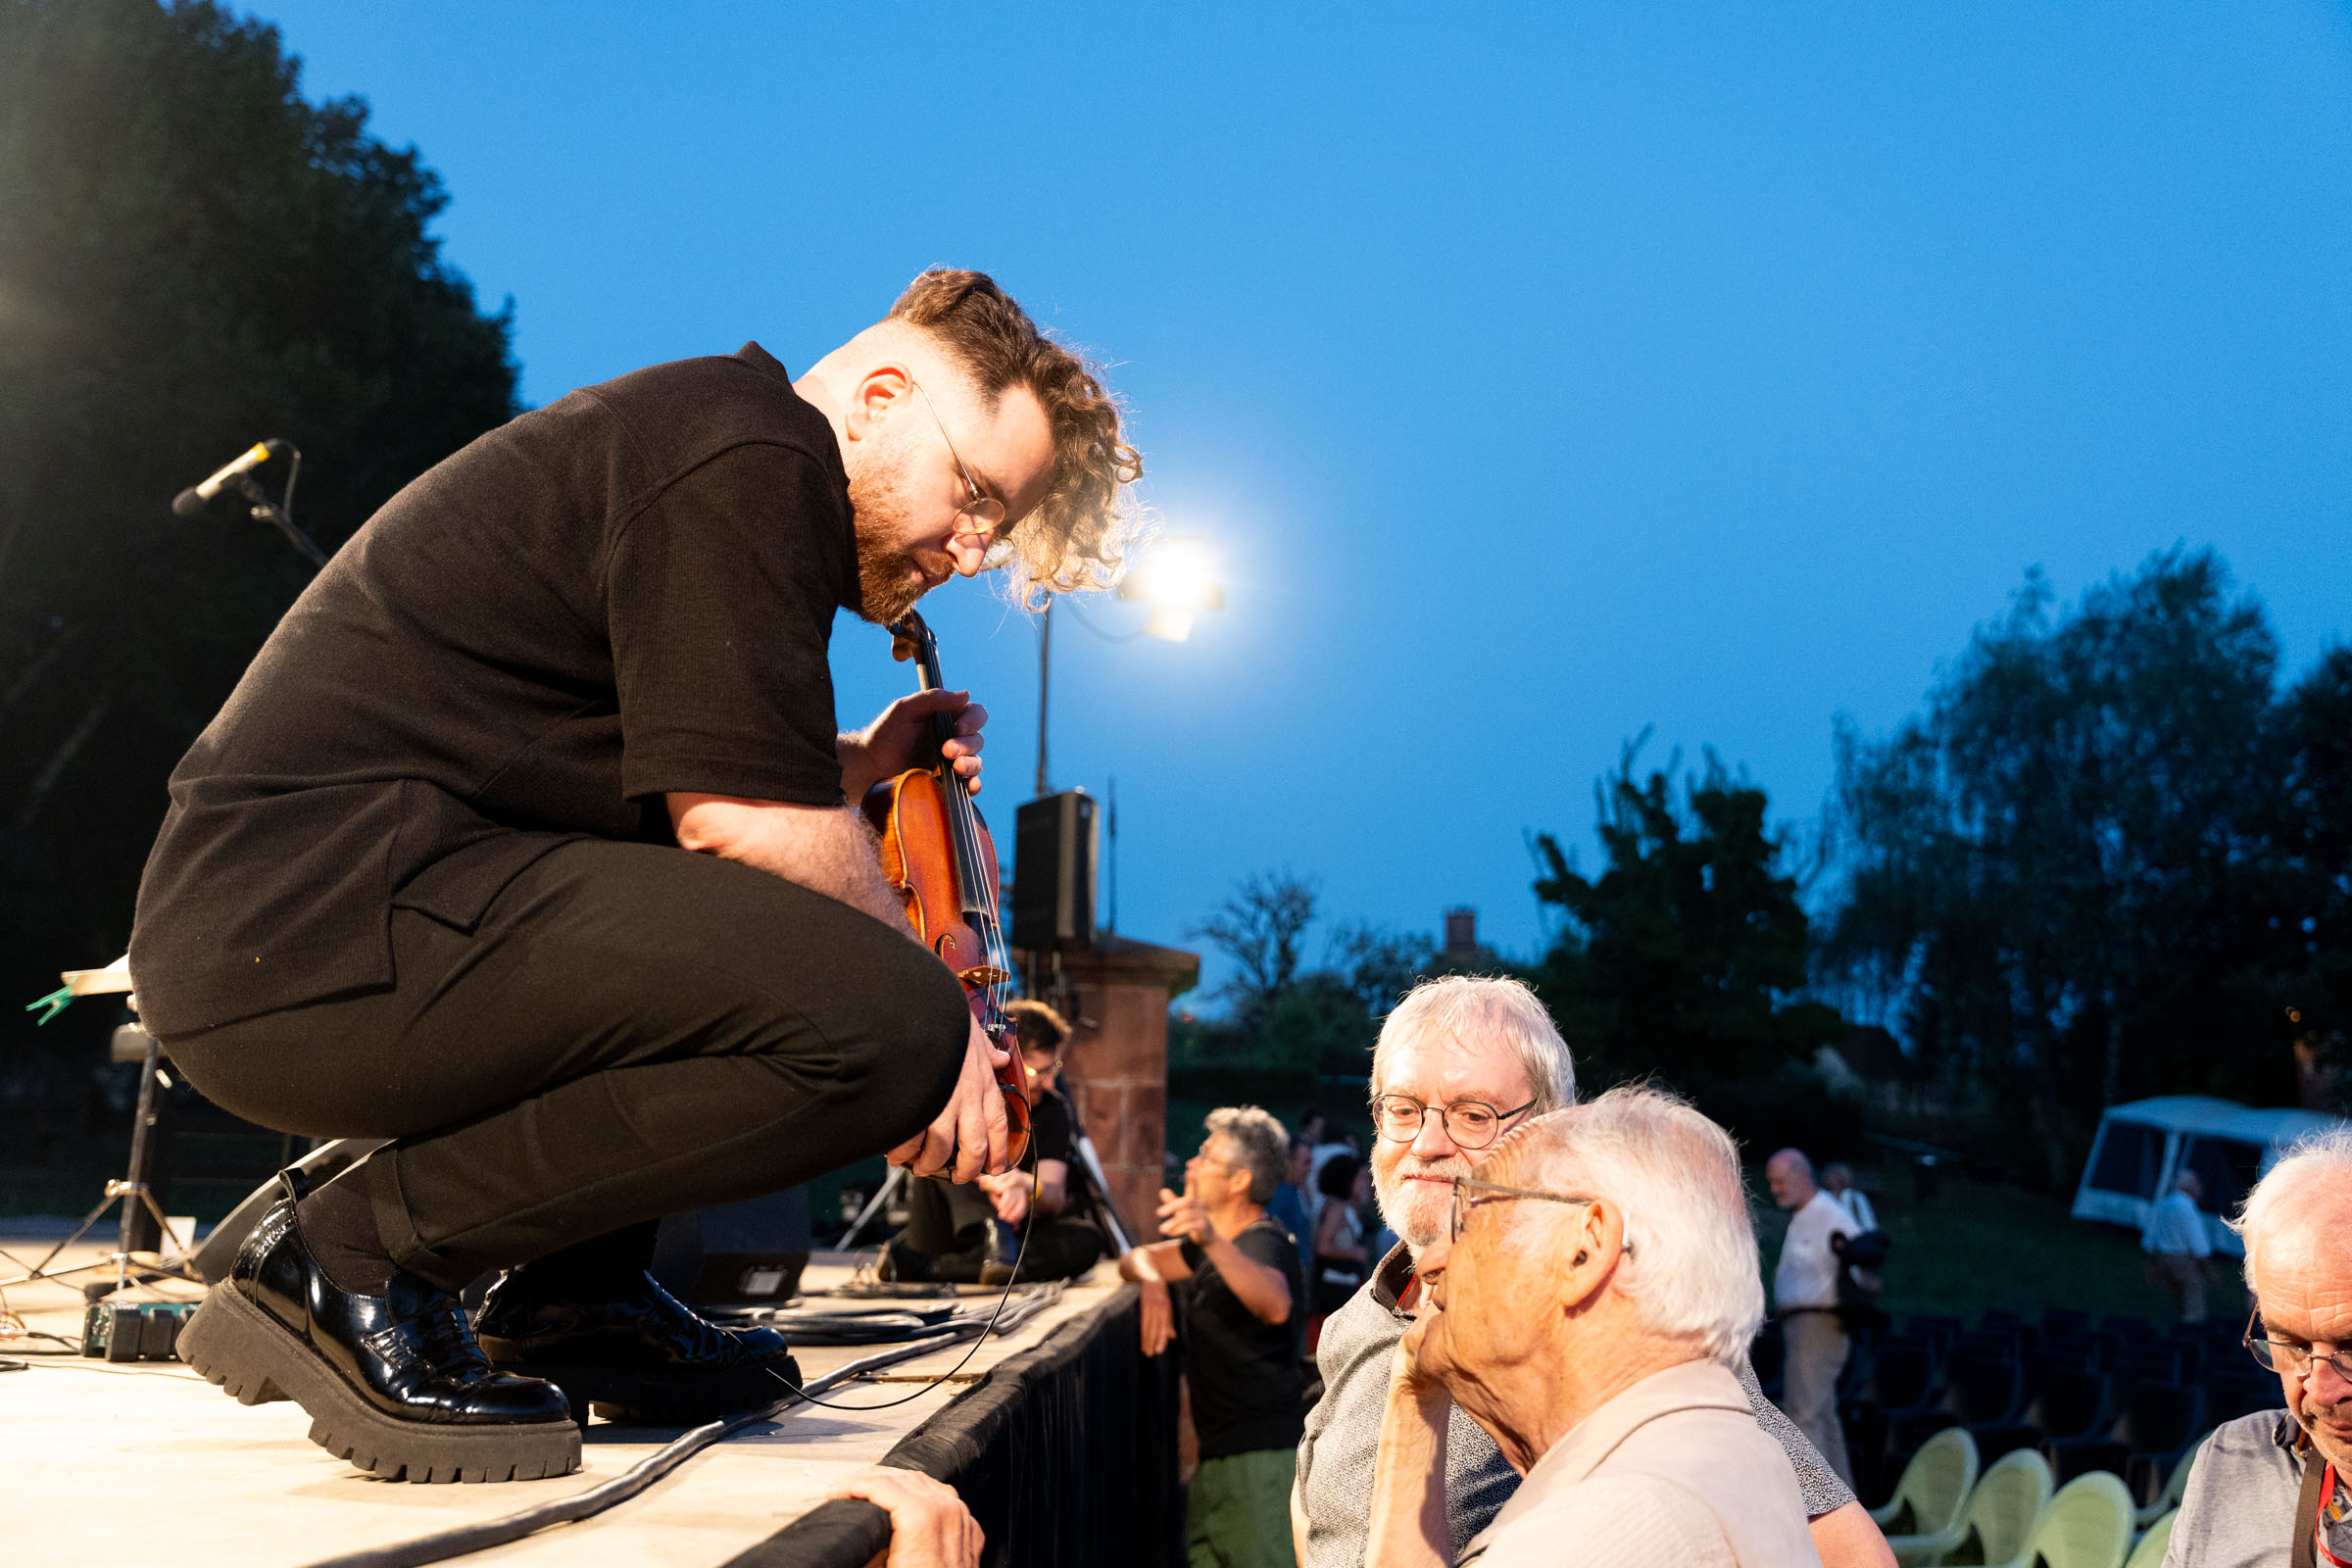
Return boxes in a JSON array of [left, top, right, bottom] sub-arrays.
[[1751, 1161, 2242, 1331]]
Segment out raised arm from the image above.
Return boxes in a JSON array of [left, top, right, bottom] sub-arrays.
[[1365, 1342, 1452, 1568]]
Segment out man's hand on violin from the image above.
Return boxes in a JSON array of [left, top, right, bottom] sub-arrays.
[[888, 1015, 1012, 1182], [840, 689, 987, 800]]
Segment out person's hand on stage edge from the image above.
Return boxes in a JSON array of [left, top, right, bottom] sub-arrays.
[[888, 1015, 1011, 1181], [977, 1169, 1031, 1225], [828, 1466, 982, 1568], [840, 689, 987, 799]]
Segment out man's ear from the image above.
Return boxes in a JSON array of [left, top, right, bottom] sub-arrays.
[[1559, 1198, 1623, 1312], [845, 363, 912, 441]]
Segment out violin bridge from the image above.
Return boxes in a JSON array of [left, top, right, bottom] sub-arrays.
[[956, 965, 1012, 988]]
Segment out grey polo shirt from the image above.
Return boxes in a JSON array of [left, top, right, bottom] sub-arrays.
[[1297, 1242, 1854, 1568], [2165, 1409, 2352, 1568]]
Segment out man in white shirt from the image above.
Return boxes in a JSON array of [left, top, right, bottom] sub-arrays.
[[1769, 1148, 1858, 1487], [1364, 1088, 1822, 1567], [2141, 1170, 2214, 1324]]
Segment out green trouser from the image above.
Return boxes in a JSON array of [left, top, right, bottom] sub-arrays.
[[1188, 1447, 1298, 1568]]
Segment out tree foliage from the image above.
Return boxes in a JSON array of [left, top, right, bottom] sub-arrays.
[[1532, 737, 1843, 1098], [0, 0, 517, 1127], [1819, 549, 2330, 1187], [1176, 869, 1437, 1109]]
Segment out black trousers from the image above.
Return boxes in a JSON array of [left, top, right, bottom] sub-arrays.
[[163, 839, 969, 1291], [900, 1175, 1107, 1282]]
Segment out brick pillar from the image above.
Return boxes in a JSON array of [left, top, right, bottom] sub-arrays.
[[1049, 934, 1199, 1249]]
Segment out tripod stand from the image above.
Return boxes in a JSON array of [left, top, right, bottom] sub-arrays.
[[1, 960, 204, 1301]]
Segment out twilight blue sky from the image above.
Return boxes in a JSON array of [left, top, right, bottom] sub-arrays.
[[250, 1, 2352, 1002]]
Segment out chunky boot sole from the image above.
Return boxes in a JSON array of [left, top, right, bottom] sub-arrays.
[[179, 1286, 582, 1483], [524, 1355, 804, 1427]]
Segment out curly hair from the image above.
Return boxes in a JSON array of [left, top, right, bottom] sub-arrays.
[[888, 269, 1144, 602]]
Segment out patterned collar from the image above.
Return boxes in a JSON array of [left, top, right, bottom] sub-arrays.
[[1370, 1240, 1418, 1316]]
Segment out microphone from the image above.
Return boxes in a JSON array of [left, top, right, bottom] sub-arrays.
[[172, 439, 284, 515]]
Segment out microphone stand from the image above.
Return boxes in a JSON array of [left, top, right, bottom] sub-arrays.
[[225, 454, 326, 568]]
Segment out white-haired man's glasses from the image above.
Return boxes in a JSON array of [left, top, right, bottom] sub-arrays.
[[1370, 1094, 1536, 1151], [1448, 1175, 1623, 1249], [2245, 1309, 2352, 1382]]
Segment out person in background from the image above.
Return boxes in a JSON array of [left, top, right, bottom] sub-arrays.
[[976, 999, 1106, 1282], [1312, 1154, 1373, 1318], [2142, 1169, 2214, 1326], [1363, 1091, 1821, 1566], [883, 1000, 1102, 1284], [2162, 1126, 2352, 1566], [1767, 1147, 1859, 1487], [1297, 976, 1890, 1568], [1821, 1162, 1877, 1233], [1122, 1106, 1307, 1568], [1269, 1137, 1318, 1283]]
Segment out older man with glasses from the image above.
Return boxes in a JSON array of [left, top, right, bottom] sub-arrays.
[[2163, 1126, 2352, 1567], [1363, 1088, 1821, 1566], [1292, 976, 1891, 1568]]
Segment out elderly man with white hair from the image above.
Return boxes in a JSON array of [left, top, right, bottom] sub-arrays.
[[1364, 1088, 1821, 1565], [1292, 976, 1889, 1568], [2164, 1126, 2352, 1568]]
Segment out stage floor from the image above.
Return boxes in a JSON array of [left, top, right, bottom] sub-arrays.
[[0, 1230, 1117, 1567]]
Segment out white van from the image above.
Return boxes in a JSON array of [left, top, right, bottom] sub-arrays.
[[2070, 1096, 2345, 1257]]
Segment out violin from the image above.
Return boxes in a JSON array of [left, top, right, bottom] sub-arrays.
[[860, 609, 1033, 1169]]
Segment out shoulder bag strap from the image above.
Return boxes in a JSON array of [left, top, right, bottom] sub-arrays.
[[2291, 1452, 2329, 1568]]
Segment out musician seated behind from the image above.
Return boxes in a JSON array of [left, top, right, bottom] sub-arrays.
[[1366, 1089, 1818, 1567], [881, 1000, 1107, 1285]]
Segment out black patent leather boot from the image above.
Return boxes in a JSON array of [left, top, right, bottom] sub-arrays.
[[176, 1173, 579, 1483], [475, 1265, 802, 1426]]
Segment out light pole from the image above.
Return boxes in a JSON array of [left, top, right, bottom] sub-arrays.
[[1032, 537, 1223, 799]]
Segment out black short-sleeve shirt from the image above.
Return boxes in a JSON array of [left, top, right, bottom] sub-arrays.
[[1031, 1085, 1075, 1167], [1178, 1215, 1307, 1461], [130, 344, 855, 1037]]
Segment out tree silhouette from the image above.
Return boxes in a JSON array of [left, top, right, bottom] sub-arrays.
[[0, 0, 518, 1136]]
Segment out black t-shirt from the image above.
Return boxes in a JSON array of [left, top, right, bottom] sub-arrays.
[[130, 344, 856, 1036], [1031, 1084, 1075, 1167], [1027, 1084, 1100, 1223], [1178, 1215, 1307, 1460]]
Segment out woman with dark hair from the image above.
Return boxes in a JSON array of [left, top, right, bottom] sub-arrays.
[[1310, 1153, 1372, 1317]]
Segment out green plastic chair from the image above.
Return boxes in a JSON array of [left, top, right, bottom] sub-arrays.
[[1987, 1472, 2136, 1568], [2135, 1434, 2206, 1529], [1875, 1427, 1983, 1564], [2126, 1509, 2178, 1568], [1932, 1446, 2054, 1566]]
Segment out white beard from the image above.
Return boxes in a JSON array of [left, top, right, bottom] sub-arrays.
[[1373, 1150, 1474, 1252]]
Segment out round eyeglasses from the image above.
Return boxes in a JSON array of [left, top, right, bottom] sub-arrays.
[[1370, 1094, 1536, 1150], [908, 377, 1016, 568], [2244, 1309, 2352, 1383]]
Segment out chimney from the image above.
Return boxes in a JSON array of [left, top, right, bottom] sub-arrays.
[[1443, 906, 1479, 956]]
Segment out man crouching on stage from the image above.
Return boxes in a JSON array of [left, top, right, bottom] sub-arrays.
[[129, 269, 1139, 1482], [1365, 1091, 1819, 1567]]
